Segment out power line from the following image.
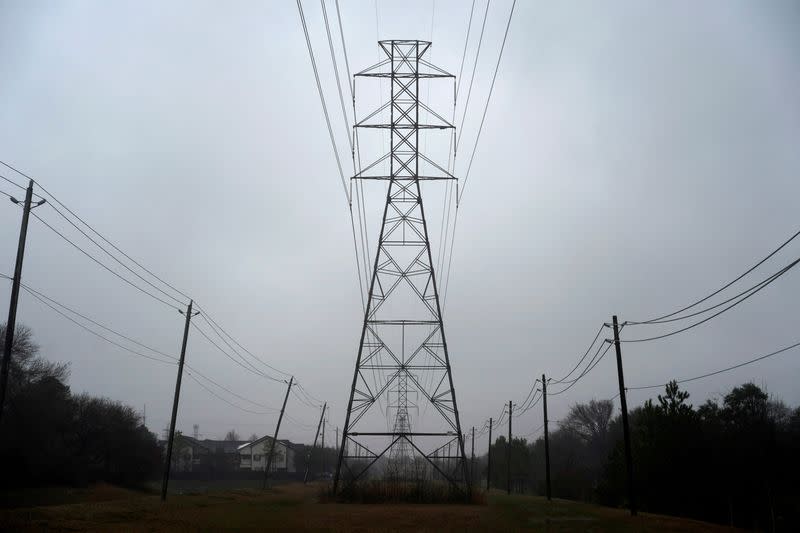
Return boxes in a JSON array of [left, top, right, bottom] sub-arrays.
[[21, 284, 177, 366], [0, 171, 27, 192], [631, 227, 800, 325], [321, 0, 353, 155], [0, 160, 192, 302], [295, 381, 324, 406], [195, 311, 285, 382], [189, 321, 283, 383], [627, 340, 800, 391], [455, 0, 490, 152], [514, 388, 543, 417], [629, 259, 799, 326], [514, 378, 540, 414], [290, 385, 319, 410], [520, 422, 544, 439], [550, 323, 606, 384], [547, 342, 614, 396], [458, 0, 517, 204], [2, 275, 284, 413], [30, 211, 182, 311], [621, 256, 800, 343], [185, 363, 280, 412], [192, 303, 292, 378], [185, 370, 277, 416], [21, 280, 177, 360], [296, 0, 350, 204], [45, 201, 186, 307]]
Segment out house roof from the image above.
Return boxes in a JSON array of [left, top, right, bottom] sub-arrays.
[[237, 436, 293, 451]]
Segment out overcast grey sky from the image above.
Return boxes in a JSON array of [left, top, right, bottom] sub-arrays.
[[0, 0, 798, 451]]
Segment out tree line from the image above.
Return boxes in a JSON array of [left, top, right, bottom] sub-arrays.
[[482, 380, 800, 530], [0, 324, 162, 489]]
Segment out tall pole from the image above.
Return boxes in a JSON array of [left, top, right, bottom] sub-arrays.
[[613, 315, 637, 516], [304, 402, 326, 484], [321, 409, 326, 473], [161, 300, 194, 502], [486, 417, 492, 491], [470, 426, 475, 487], [263, 376, 293, 489], [507, 400, 512, 495], [0, 180, 37, 428], [542, 374, 551, 501], [335, 426, 339, 453]]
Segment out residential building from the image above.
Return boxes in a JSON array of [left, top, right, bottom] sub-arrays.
[[238, 436, 296, 473]]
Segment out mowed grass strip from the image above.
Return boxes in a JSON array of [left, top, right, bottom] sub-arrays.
[[0, 483, 738, 532]]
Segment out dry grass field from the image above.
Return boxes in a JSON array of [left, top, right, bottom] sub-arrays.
[[0, 483, 737, 532]]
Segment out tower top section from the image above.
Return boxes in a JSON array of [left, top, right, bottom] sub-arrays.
[[356, 40, 453, 79], [378, 39, 431, 60]]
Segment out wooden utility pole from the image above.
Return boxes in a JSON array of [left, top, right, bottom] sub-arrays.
[[0, 181, 42, 428], [613, 315, 637, 515], [542, 374, 551, 501], [263, 376, 293, 489], [470, 426, 475, 487], [507, 400, 512, 495], [321, 408, 326, 473], [303, 402, 326, 483], [161, 300, 195, 501], [486, 417, 493, 491]]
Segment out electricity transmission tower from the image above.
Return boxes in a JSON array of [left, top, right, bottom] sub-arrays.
[[334, 40, 468, 493]]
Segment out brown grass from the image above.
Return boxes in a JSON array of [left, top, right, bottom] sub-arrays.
[[0, 482, 740, 532]]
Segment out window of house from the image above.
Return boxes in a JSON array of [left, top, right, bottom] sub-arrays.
[[253, 454, 261, 461]]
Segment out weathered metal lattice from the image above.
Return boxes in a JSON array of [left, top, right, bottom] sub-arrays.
[[334, 40, 467, 492]]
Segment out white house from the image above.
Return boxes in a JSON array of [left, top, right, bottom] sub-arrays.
[[238, 436, 296, 473]]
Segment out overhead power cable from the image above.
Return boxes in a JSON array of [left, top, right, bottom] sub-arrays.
[[455, 0, 490, 152], [30, 211, 181, 311], [295, 381, 325, 406], [629, 258, 800, 326], [290, 386, 319, 410], [0, 171, 28, 192], [20, 280, 177, 360], [189, 321, 283, 383], [632, 227, 800, 324], [193, 303, 292, 378], [550, 323, 606, 384], [18, 282, 177, 366], [547, 342, 614, 396], [627, 340, 800, 391], [521, 422, 545, 439], [459, 0, 517, 204], [195, 311, 286, 382], [321, 0, 353, 154], [0, 159, 191, 302], [296, 0, 350, 204], [514, 378, 540, 413], [45, 201, 186, 307], [185, 370, 277, 416], [185, 363, 280, 411], [514, 389, 542, 417], [621, 256, 800, 343]]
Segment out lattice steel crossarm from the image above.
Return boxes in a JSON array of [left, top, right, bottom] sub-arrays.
[[334, 40, 468, 495]]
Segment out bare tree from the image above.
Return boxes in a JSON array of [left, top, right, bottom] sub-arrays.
[[563, 399, 614, 446], [224, 429, 240, 441]]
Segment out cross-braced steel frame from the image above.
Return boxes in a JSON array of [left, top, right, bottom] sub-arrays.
[[333, 40, 468, 494]]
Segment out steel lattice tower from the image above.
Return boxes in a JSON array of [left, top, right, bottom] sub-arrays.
[[334, 40, 468, 493]]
